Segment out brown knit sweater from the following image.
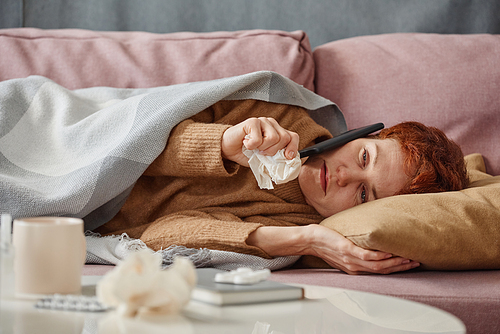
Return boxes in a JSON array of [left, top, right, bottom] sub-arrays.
[[95, 99, 332, 258]]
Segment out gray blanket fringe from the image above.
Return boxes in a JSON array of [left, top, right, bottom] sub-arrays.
[[85, 231, 299, 271]]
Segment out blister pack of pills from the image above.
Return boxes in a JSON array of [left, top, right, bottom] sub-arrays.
[[35, 294, 111, 312]]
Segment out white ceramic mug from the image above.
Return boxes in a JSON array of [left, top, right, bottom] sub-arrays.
[[12, 217, 86, 297]]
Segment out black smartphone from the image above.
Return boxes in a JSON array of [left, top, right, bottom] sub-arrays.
[[298, 123, 384, 158]]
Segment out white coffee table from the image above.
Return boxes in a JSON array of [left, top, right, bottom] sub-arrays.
[[0, 275, 466, 334]]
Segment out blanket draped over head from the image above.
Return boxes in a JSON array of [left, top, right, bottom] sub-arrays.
[[0, 71, 346, 270]]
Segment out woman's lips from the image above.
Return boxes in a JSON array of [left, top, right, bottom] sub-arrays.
[[320, 161, 327, 195]]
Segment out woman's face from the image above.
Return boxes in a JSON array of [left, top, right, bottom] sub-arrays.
[[298, 138, 410, 217]]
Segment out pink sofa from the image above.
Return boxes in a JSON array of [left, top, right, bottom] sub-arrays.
[[2, 28, 499, 334]]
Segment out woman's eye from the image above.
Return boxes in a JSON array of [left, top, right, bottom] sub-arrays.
[[361, 187, 367, 203], [362, 149, 367, 167]]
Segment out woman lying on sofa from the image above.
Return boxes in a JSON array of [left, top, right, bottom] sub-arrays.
[[95, 99, 468, 275]]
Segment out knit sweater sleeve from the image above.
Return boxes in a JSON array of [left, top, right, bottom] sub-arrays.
[[128, 210, 271, 258], [144, 119, 239, 177]]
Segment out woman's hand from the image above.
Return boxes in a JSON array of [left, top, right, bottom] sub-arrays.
[[247, 225, 420, 275], [306, 225, 420, 275], [221, 117, 299, 167]]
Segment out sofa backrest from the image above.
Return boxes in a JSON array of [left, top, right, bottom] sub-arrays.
[[314, 33, 500, 176], [0, 28, 315, 90]]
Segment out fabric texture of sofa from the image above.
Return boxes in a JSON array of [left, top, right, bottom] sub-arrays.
[[2, 8, 500, 333]]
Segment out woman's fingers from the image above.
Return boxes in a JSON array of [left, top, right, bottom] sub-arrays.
[[263, 118, 299, 159], [243, 117, 298, 158], [222, 117, 299, 166], [351, 246, 393, 261], [244, 117, 278, 151], [349, 246, 421, 273], [256, 118, 291, 154], [332, 252, 421, 275], [312, 226, 420, 275], [339, 259, 421, 275]]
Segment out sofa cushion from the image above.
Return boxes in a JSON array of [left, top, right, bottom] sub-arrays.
[[300, 154, 500, 271], [313, 33, 500, 176], [0, 28, 315, 90]]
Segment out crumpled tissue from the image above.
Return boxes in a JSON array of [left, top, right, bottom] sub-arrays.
[[96, 250, 196, 318], [242, 142, 301, 190]]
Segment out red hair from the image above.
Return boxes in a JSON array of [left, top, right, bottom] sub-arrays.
[[375, 122, 468, 194]]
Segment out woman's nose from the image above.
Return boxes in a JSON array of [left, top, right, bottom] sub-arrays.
[[336, 166, 359, 187]]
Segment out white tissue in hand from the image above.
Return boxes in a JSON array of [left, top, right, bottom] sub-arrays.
[[242, 146, 301, 190], [96, 250, 196, 318]]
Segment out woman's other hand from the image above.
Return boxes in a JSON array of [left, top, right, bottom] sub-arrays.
[[306, 225, 420, 275], [222, 117, 299, 167], [247, 225, 420, 275]]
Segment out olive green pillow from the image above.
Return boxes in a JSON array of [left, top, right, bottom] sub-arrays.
[[301, 154, 500, 270]]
